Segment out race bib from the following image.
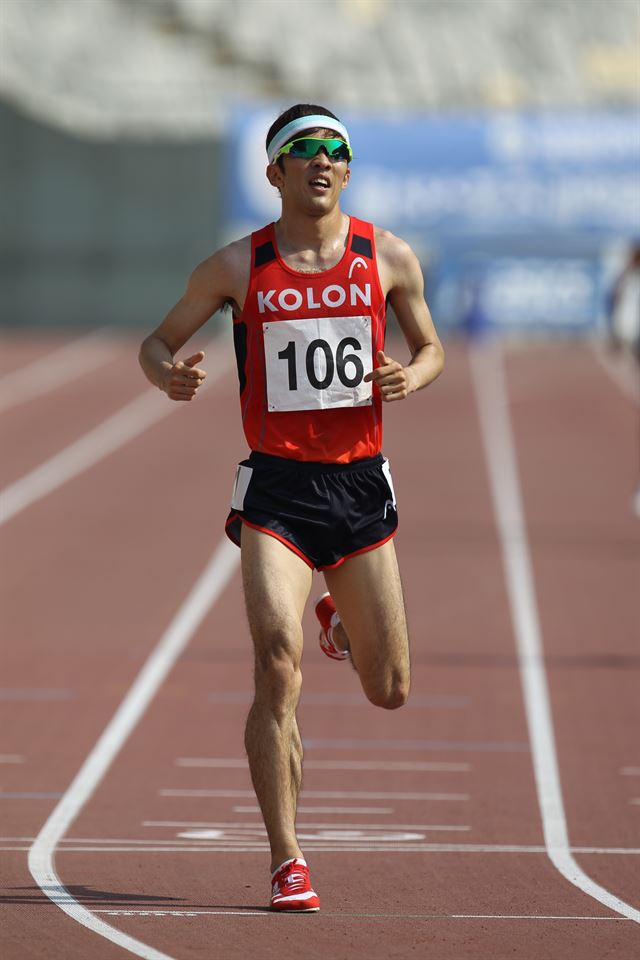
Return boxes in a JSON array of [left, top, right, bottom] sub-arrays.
[[263, 315, 373, 412]]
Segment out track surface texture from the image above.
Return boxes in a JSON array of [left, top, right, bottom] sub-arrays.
[[1, 329, 639, 960]]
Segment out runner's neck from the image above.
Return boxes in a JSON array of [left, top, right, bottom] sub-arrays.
[[274, 211, 350, 273]]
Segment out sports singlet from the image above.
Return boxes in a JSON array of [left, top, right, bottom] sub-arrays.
[[232, 217, 387, 463]]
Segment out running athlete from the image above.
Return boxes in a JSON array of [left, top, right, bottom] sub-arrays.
[[139, 104, 444, 912]]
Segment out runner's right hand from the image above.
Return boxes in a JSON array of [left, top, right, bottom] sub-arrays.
[[161, 351, 207, 401]]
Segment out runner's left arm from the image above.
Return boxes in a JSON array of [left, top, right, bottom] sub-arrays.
[[365, 235, 444, 402]]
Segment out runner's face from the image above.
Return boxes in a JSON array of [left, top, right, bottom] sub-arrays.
[[267, 127, 350, 213]]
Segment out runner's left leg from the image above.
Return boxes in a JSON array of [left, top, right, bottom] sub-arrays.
[[241, 525, 312, 872], [323, 539, 410, 709]]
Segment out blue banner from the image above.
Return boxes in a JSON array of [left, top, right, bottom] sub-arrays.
[[223, 107, 640, 332]]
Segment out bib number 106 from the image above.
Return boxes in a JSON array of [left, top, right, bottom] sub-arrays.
[[263, 314, 373, 411], [277, 336, 364, 391]]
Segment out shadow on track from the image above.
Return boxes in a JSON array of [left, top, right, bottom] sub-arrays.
[[1, 885, 185, 905]]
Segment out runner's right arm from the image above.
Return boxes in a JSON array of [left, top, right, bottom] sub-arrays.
[[139, 240, 248, 401]]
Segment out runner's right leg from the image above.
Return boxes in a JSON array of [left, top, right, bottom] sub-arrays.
[[240, 525, 312, 873]]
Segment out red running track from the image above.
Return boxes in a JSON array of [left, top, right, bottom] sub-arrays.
[[1, 329, 639, 959]]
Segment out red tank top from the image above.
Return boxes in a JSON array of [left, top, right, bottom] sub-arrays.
[[233, 217, 386, 463]]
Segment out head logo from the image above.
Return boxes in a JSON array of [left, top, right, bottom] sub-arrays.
[[348, 256, 369, 280]]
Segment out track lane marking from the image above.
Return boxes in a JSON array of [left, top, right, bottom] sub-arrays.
[[0, 328, 119, 413], [302, 737, 528, 752], [159, 788, 468, 800], [28, 537, 240, 960], [96, 911, 270, 917], [0, 340, 228, 526], [175, 757, 471, 771], [142, 820, 472, 830], [10, 845, 640, 854], [233, 804, 395, 814], [8, 837, 640, 854], [92, 909, 633, 921], [470, 340, 640, 925], [8, 831, 470, 843], [207, 690, 469, 707]]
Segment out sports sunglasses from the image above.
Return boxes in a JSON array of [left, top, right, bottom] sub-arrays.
[[274, 137, 353, 163]]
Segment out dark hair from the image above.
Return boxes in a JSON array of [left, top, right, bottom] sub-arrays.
[[266, 103, 342, 168]]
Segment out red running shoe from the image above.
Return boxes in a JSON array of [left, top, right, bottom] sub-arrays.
[[270, 858, 320, 912], [315, 592, 350, 661]]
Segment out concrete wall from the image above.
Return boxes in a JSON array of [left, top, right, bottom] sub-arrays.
[[0, 100, 224, 330]]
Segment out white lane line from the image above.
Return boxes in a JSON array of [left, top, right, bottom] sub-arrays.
[[159, 788, 468, 801], [0, 341, 228, 526], [0, 823, 471, 850], [95, 910, 269, 917], [620, 767, 640, 776], [0, 755, 24, 763], [0, 328, 119, 413], [575, 847, 640, 854], [193, 829, 424, 842], [28, 536, 240, 960], [629, 798, 640, 805], [470, 340, 640, 925], [234, 805, 394, 814], [12, 837, 261, 845], [89, 907, 627, 923], [207, 690, 469, 708], [589, 340, 640, 406], [142, 821, 472, 831], [93, 910, 270, 917], [175, 757, 471, 772], [178, 828, 459, 841], [302, 737, 527, 752], [13, 844, 491, 854], [91, 909, 632, 921], [302, 691, 469, 708], [450, 915, 630, 921], [10, 844, 640, 855]]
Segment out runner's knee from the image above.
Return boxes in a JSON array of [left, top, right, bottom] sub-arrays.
[[361, 668, 409, 710], [252, 626, 303, 714]]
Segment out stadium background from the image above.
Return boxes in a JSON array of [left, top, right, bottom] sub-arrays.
[[1, 0, 638, 337], [1, 4, 640, 959]]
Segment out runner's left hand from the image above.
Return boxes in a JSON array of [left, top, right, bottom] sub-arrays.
[[162, 350, 208, 401], [364, 350, 412, 402]]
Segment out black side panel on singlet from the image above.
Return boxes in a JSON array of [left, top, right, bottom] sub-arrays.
[[233, 321, 248, 394]]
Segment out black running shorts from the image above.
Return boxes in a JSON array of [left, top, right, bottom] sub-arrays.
[[225, 451, 398, 570]]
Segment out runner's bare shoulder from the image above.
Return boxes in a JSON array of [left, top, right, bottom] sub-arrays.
[[188, 235, 252, 313], [373, 226, 421, 294]]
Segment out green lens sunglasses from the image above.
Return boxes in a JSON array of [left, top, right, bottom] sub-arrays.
[[275, 137, 353, 163]]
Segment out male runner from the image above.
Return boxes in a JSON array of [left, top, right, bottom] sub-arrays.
[[139, 103, 444, 912]]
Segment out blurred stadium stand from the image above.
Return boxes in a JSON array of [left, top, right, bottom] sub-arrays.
[[2, 0, 637, 134], [0, 0, 638, 330]]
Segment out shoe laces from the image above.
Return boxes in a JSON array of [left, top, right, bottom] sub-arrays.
[[276, 860, 309, 893]]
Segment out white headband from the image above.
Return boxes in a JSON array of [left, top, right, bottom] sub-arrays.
[[267, 114, 350, 163]]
